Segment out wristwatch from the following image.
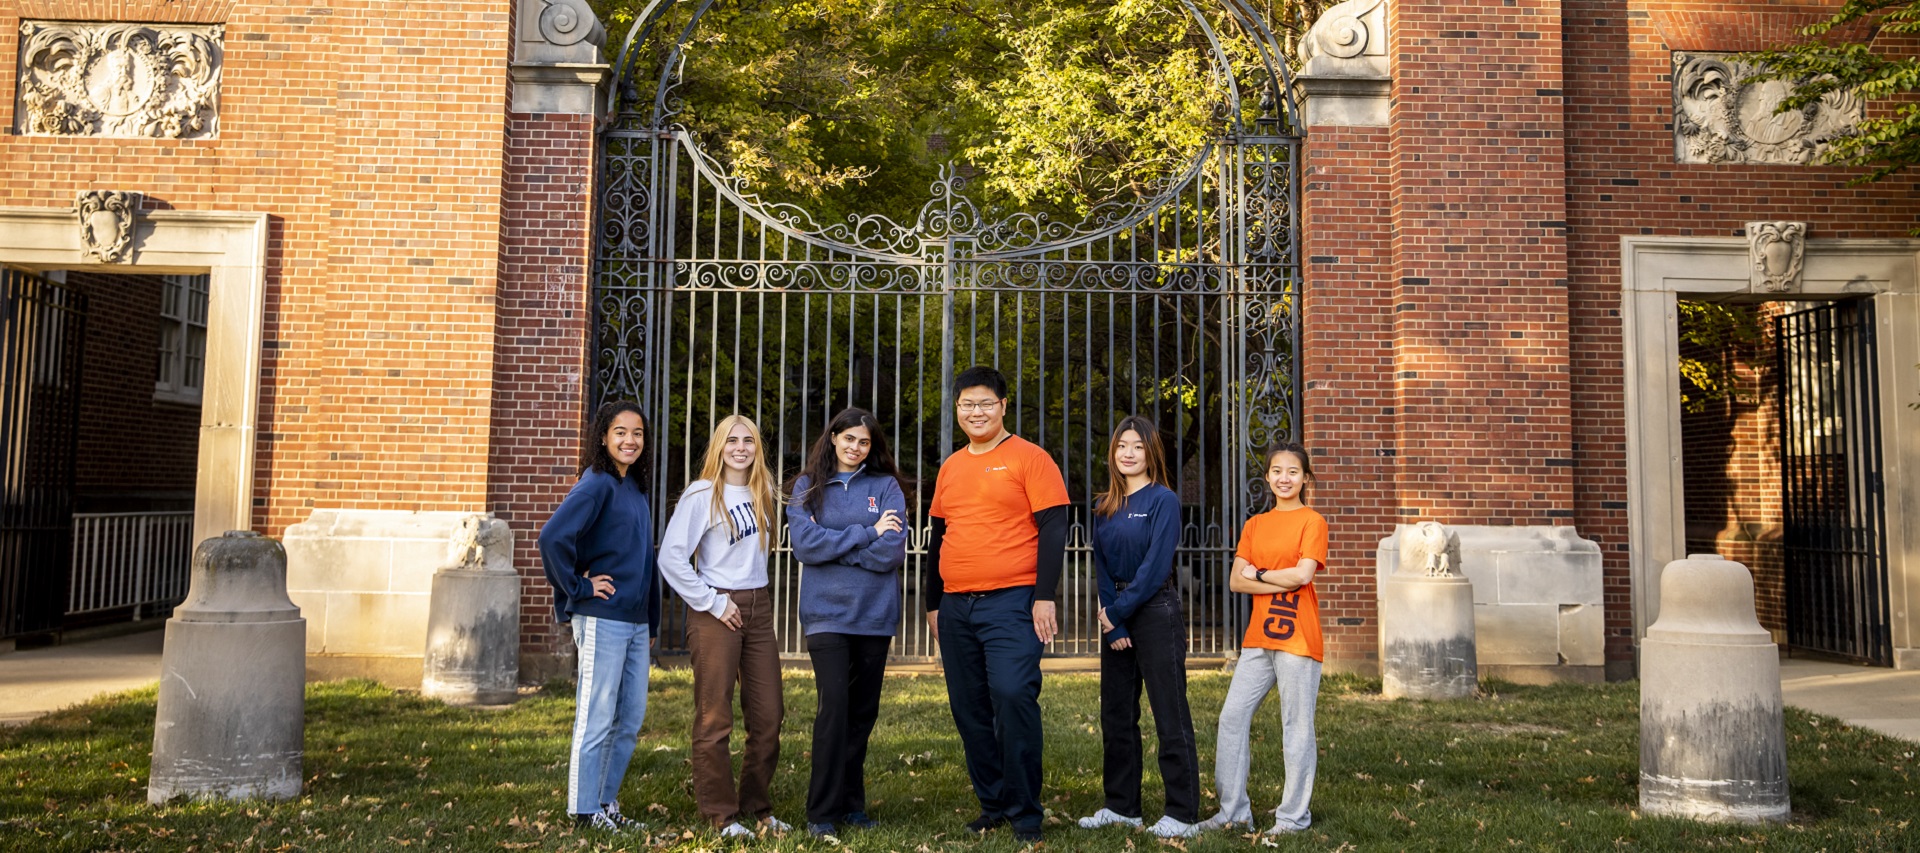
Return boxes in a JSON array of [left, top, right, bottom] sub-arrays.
[[1255, 569, 1268, 583]]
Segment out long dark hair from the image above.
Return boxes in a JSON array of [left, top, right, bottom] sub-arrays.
[[1095, 415, 1171, 517], [1263, 442, 1315, 507], [585, 400, 651, 489], [791, 408, 913, 513]]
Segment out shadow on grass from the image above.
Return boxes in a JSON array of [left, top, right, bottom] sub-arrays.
[[1, 671, 1914, 851]]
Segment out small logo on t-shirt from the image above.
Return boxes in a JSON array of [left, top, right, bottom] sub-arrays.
[[985, 465, 1009, 473], [1127, 512, 1149, 519], [868, 497, 879, 513]]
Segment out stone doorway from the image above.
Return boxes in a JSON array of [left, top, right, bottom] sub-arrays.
[[1623, 235, 1920, 671]]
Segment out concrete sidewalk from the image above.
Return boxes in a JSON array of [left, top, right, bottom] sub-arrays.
[[3, 629, 1918, 743], [0, 627, 164, 725], [1779, 656, 1920, 743]]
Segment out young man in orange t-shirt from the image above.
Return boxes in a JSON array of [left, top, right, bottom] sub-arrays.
[[923, 365, 1070, 844]]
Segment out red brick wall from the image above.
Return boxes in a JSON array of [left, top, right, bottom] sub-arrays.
[[1677, 303, 1784, 632], [1302, 124, 1396, 669], [61, 271, 200, 505], [1561, 0, 1919, 669], [0, 1, 515, 533], [488, 110, 597, 669]]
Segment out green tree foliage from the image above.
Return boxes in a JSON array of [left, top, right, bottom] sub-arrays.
[[1747, 1, 1920, 188], [1676, 301, 1765, 416], [592, 0, 1328, 223]]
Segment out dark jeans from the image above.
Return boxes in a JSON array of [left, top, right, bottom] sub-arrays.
[[1099, 584, 1201, 822], [805, 632, 891, 824], [938, 586, 1045, 832]]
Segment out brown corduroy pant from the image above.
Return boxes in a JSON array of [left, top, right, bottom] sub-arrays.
[[687, 586, 785, 827]]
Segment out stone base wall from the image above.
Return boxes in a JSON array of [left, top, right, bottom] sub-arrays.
[[284, 510, 507, 686], [1378, 525, 1604, 683]]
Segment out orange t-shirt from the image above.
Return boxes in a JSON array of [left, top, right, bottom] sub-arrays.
[[1235, 506, 1329, 661], [928, 435, 1071, 593]]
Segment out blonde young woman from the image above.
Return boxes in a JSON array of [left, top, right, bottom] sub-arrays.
[[658, 415, 789, 837]]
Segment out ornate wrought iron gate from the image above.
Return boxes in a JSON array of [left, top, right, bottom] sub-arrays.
[[0, 268, 86, 640], [1776, 300, 1891, 665], [594, 0, 1302, 659]]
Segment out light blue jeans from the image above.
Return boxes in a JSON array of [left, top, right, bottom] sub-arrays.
[[569, 616, 651, 815]]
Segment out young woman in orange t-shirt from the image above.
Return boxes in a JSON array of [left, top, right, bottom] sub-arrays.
[[1197, 443, 1328, 836]]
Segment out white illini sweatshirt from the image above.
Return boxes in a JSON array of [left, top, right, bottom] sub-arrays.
[[658, 480, 768, 617]]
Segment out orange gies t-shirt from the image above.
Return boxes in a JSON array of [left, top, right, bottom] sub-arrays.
[[928, 435, 1071, 593], [1236, 506, 1330, 661]]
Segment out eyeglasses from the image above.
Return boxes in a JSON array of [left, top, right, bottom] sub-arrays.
[[956, 400, 1002, 413]]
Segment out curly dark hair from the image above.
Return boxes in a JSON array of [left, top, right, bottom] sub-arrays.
[[585, 400, 651, 489], [789, 408, 914, 513]]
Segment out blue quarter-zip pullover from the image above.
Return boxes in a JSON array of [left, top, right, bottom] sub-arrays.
[[789, 467, 909, 636], [1091, 483, 1182, 642], [538, 467, 660, 628]]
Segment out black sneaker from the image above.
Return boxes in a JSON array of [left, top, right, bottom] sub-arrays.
[[807, 822, 836, 837], [843, 811, 878, 830], [1013, 825, 1044, 844], [600, 804, 646, 833], [966, 813, 1009, 834], [576, 811, 624, 832]]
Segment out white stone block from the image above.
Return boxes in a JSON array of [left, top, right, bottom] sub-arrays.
[[1494, 550, 1603, 605], [320, 591, 432, 657], [1474, 604, 1560, 665], [1559, 603, 1606, 666]]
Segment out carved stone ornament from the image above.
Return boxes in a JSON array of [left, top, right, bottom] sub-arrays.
[[1746, 221, 1807, 294], [16, 20, 223, 138], [1396, 521, 1463, 578], [1299, 0, 1387, 78], [515, 0, 605, 66], [75, 190, 142, 263], [1673, 51, 1860, 165]]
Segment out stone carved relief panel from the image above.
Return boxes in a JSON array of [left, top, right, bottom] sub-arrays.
[[1746, 221, 1807, 294], [16, 20, 223, 138], [1673, 51, 1860, 165]]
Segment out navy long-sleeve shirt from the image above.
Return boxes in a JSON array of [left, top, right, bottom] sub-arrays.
[[1090, 483, 1182, 642], [537, 467, 661, 629]]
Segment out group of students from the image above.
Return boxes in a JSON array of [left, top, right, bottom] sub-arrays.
[[536, 365, 1330, 842]]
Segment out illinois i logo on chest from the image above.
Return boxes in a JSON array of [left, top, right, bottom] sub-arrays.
[[868, 497, 879, 514]]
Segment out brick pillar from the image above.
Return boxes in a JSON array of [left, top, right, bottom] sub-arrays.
[[1298, 0, 1394, 675], [1388, 0, 1574, 523], [490, 0, 610, 680]]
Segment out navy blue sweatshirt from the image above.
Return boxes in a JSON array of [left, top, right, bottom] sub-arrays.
[[1090, 483, 1182, 642], [788, 468, 908, 636], [537, 467, 661, 628]]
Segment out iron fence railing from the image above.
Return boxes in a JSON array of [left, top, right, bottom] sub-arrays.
[[68, 511, 193, 617]]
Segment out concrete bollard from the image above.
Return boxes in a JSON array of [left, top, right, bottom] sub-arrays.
[[1380, 522, 1478, 699], [149, 531, 305, 804], [1640, 553, 1789, 823], [422, 515, 519, 705]]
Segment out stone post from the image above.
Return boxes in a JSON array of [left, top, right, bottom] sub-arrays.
[[422, 515, 520, 705], [149, 531, 305, 804], [1640, 554, 1789, 823], [1379, 522, 1478, 699]]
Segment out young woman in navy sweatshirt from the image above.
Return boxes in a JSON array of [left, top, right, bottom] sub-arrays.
[[536, 400, 661, 835], [786, 408, 911, 837], [1077, 415, 1202, 839]]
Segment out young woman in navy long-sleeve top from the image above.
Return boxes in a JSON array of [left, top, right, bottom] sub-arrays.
[[537, 401, 661, 835], [1077, 415, 1202, 839], [785, 408, 911, 837]]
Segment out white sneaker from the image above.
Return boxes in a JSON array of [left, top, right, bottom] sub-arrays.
[[1077, 808, 1144, 829], [1265, 819, 1305, 835], [1195, 813, 1248, 833], [1148, 816, 1200, 838], [760, 816, 794, 833], [719, 822, 753, 838]]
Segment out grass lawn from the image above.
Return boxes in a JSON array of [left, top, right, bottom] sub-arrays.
[[2, 668, 1915, 851]]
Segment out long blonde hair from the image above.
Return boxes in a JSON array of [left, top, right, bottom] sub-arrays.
[[698, 414, 777, 549]]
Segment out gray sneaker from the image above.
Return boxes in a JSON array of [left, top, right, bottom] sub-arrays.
[[1149, 816, 1200, 838], [1195, 813, 1249, 833]]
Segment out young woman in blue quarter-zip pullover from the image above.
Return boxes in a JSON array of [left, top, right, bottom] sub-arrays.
[[786, 408, 911, 837], [537, 401, 660, 835], [1078, 414, 1201, 839]]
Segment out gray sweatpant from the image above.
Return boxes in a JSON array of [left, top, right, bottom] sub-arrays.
[[1212, 647, 1321, 831]]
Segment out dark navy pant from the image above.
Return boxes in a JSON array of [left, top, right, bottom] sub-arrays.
[[938, 585, 1045, 832]]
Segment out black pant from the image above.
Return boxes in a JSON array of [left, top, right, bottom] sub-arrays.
[[805, 632, 891, 824], [1099, 585, 1201, 822], [938, 586, 1046, 832]]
